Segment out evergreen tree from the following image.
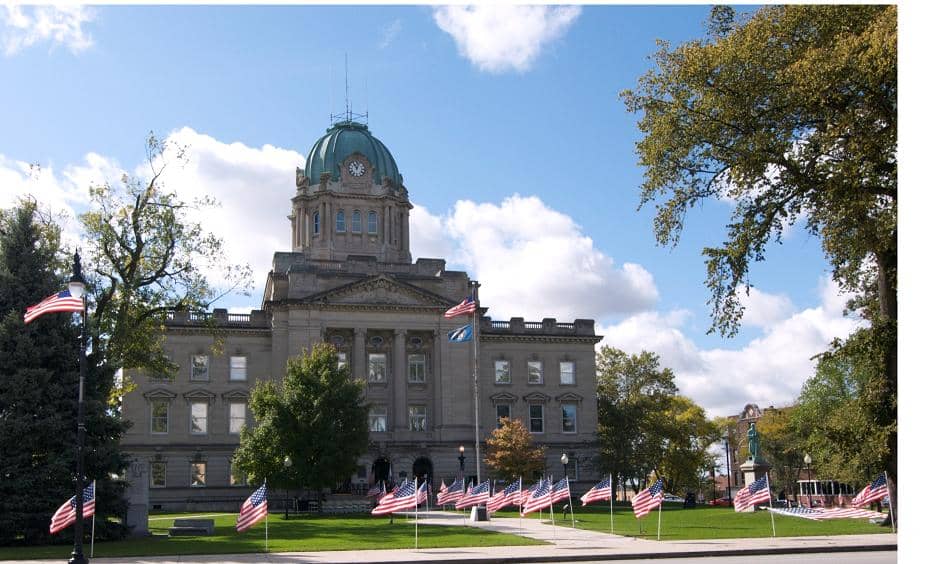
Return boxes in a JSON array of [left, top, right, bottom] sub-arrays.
[[0, 201, 128, 546]]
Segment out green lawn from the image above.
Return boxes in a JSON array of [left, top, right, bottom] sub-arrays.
[[492, 503, 894, 540], [0, 512, 544, 560]]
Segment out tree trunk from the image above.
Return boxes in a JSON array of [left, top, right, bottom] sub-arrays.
[[875, 247, 897, 526]]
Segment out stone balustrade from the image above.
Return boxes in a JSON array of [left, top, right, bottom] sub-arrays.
[[481, 316, 596, 337]]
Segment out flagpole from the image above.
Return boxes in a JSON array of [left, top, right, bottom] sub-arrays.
[[883, 471, 895, 533], [265, 479, 269, 553], [657, 500, 662, 541], [518, 477, 523, 531], [90, 480, 96, 558], [470, 283, 482, 496], [566, 476, 576, 529], [766, 473, 776, 537], [609, 474, 614, 535], [415, 477, 419, 550]]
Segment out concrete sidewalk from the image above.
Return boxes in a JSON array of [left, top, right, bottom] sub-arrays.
[[13, 510, 896, 563]]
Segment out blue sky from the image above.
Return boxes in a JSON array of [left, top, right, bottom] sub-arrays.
[[0, 4, 866, 416]]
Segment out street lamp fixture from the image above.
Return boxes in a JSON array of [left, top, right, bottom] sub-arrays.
[[68, 253, 88, 564], [803, 453, 812, 508], [283, 456, 293, 520], [560, 453, 569, 479], [458, 445, 466, 477]]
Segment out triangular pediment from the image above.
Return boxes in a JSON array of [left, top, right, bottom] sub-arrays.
[[143, 388, 177, 400], [306, 275, 454, 309], [523, 392, 551, 403], [489, 392, 518, 403], [221, 389, 251, 400], [555, 392, 584, 403], [182, 388, 216, 402]]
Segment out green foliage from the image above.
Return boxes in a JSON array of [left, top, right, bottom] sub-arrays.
[[754, 407, 803, 497], [80, 134, 252, 382], [233, 343, 368, 491], [484, 418, 546, 481], [0, 201, 128, 546], [658, 396, 721, 495]]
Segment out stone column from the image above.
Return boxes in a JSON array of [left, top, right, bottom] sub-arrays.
[[393, 329, 407, 431], [432, 329, 443, 432], [353, 328, 367, 382]]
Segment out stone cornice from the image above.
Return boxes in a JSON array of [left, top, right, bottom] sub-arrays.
[[165, 327, 271, 337]]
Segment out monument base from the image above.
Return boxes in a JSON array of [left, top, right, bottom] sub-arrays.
[[738, 458, 771, 513], [470, 506, 489, 521]]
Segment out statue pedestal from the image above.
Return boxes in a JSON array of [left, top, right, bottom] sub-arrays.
[[125, 459, 150, 536], [738, 458, 771, 513]]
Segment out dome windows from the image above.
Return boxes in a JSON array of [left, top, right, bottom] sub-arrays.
[[352, 210, 362, 233], [336, 210, 346, 232], [368, 211, 378, 235]]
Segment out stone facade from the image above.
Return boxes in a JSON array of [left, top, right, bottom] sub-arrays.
[[120, 121, 602, 511]]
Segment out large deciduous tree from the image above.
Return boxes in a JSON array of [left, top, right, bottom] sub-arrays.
[[622, 4, 896, 507], [232, 344, 368, 494], [484, 418, 546, 481], [0, 201, 128, 545], [658, 395, 720, 496]]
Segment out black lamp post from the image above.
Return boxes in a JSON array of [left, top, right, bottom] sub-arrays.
[[284, 456, 292, 520], [68, 252, 89, 564], [723, 437, 732, 501], [803, 453, 812, 507], [458, 445, 465, 479], [560, 453, 569, 479]]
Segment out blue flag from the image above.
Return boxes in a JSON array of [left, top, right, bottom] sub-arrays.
[[448, 324, 472, 342]]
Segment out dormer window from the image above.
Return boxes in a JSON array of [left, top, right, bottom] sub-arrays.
[[368, 211, 378, 234], [352, 210, 361, 233], [336, 210, 346, 232]]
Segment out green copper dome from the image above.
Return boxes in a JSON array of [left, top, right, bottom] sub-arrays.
[[305, 121, 401, 186]]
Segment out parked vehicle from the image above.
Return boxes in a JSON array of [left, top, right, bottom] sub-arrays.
[[663, 494, 685, 503], [709, 497, 733, 507]]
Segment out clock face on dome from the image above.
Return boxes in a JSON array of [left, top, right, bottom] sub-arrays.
[[348, 160, 366, 177]]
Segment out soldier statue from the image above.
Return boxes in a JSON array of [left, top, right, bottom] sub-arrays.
[[747, 422, 759, 461]]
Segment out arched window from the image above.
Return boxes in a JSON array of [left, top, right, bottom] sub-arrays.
[[336, 210, 345, 232], [367, 211, 378, 234], [352, 210, 361, 233], [312, 211, 320, 235]]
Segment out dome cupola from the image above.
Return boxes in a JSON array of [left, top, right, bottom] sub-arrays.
[[304, 121, 402, 186]]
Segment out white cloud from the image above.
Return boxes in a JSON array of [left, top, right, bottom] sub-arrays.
[[379, 18, 402, 49], [410, 194, 659, 321], [433, 5, 580, 73], [737, 285, 795, 329], [599, 277, 863, 418], [1, 4, 95, 56]]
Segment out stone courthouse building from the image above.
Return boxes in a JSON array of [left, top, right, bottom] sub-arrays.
[[121, 120, 602, 510]]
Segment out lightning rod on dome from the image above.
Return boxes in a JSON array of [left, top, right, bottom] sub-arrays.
[[330, 52, 368, 126]]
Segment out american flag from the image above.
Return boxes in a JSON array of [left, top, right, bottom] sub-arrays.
[[24, 290, 83, 324], [456, 479, 491, 509], [416, 481, 428, 505], [372, 480, 419, 515], [437, 477, 465, 505], [49, 482, 95, 534], [487, 479, 522, 513], [852, 473, 889, 508], [367, 482, 382, 497], [734, 475, 771, 512], [521, 479, 552, 516], [769, 506, 886, 521], [550, 477, 571, 505], [580, 476, 612, 506], [444, 296, 477, 319], [520, 481, 539, 506], [236, 482, 268, 532], [631, 478, 664, 518]]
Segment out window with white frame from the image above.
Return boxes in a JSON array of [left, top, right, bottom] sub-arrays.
[[527, 361, 543, 384], [230, 462, 246, 486], [528, 404, 544, 433], [191, 355, 209, 381], [409, 405, 427, 432], [368, 353, 387, 382], [408, 353, 426, 383], [368, 211, 378, 234], [150, 462, 167, 488], [229, 402, 246, 434], [352, 210, 362, 232], [495, 404, 511, 428], [494, 360, 511, 384], [230, 356, 247, 381], [559, 361, 575, 385], [151, 400, 169, 434], [190, 463, 206, 487], [369, 405, 388, 432], [561, 403, 578, 433], [336, 210, 346, 232], [190, 402, 208, 434]]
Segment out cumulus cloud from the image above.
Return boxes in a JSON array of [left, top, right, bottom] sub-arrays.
[[1, 4, 95, 56], [599, 277, 863, 418], [433, 5, 581, 73], [737, 286, 795, 329], [410, 194, 659, 321]]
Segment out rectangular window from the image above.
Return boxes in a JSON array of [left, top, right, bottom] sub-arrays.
[[409, 405, 427, 432], [561, 403, 578, 433], [559, 361, 575, 385], [150, 462, 166, 488], [336, 211, 346, 232], [230, 356, 247, 381], [191, 463, 206, 487], [229, 402, 246, 434], [408, 353, 426, 383], [191, 402, 208, 434], [336, 352, 348, 370], [368, 353, 387, 382], [494, 360, 511, 384], [529, 404, 544, 433], [496, 404, 511, 428], [230, 462, 246, 486], [369, 405, 387, 432], [191, 355, 209, 381], [151, 400, 169, 434], [527, 361, 543, 384]]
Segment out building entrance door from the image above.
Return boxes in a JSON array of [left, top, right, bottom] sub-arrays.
[[412, 457, 433, 484], [372, 457, 390, 484]]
